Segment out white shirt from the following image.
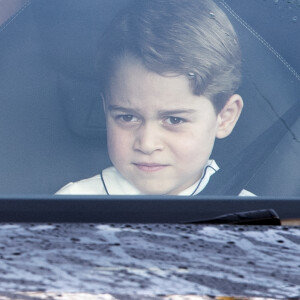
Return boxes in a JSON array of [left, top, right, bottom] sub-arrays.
[[56, 160, 255, 196]]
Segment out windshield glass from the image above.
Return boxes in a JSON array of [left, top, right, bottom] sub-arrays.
[[0, 0, 299, 199]]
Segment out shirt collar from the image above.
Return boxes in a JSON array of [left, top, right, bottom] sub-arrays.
[[102, 160, 219, 196]]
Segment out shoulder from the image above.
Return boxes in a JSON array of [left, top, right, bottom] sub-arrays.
[[56, 166, 141, 195], [56, 174, 106, 195]]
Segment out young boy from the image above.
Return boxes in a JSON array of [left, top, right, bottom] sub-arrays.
[[57, 0, 249, 196]]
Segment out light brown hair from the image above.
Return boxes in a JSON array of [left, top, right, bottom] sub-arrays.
[[97, 0, 242, 113]]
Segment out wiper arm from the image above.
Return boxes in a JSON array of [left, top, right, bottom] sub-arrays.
[[184, 209, 281, 225]]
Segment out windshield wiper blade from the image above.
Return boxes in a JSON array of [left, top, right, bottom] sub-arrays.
[[184, 209, 281, 225]]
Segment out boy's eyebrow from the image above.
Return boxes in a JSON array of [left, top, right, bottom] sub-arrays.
[[107, 105, 138, 114], [158, 109, 197, 116], [108, 105, 197, 115]]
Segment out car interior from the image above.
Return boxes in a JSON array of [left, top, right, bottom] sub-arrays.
[[0, 0, 299, 198]]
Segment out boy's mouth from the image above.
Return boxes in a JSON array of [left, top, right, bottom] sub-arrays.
[[133, 163, 168, 172]]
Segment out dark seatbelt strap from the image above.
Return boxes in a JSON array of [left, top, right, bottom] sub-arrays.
[[199, 101, 300, 196]]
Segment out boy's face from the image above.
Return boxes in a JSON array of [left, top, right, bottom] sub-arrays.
[[104, 55, 240, 195]]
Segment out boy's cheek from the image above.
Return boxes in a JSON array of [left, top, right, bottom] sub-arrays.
[[107, 127, 132, 156], [181, 134, 216, 159]]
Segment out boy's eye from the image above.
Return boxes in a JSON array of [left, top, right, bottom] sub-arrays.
[[118, 114, 138, 122], [165, 116, 185, 125]]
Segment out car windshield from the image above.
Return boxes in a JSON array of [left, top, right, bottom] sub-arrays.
[[0, 0, 299, 223], [0, 2, 300, 299]]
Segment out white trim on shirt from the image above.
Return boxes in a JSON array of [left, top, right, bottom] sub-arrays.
[[56, 160, 219, 195], [56, 160, 255, 196]]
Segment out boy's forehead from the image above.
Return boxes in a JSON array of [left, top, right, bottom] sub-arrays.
[[109, 55, 192, 101], [107, 61, 216, 116]]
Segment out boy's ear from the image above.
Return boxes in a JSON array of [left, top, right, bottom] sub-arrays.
[[216, 94, 243, 139]]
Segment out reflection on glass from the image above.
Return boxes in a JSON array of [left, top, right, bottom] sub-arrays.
[[0, 0, 299, 196]]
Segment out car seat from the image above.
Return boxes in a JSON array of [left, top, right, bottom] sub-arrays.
[[206, 0, 300, 196]]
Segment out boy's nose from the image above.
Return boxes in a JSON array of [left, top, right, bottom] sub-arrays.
[[133, 124, 164, 154]]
